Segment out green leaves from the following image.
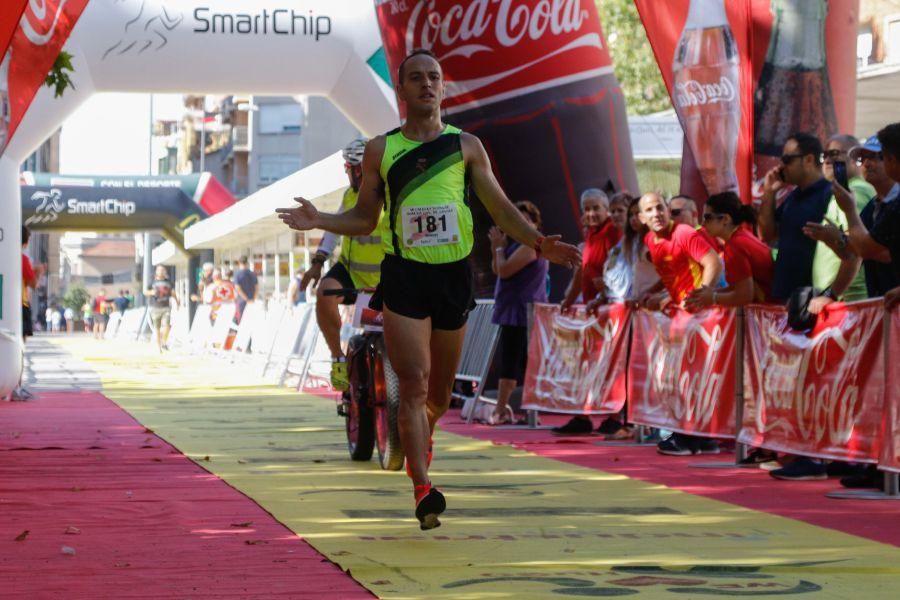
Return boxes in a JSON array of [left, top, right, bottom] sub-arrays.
[[45, 51, 76, 98], [596, 0, 671, 115]]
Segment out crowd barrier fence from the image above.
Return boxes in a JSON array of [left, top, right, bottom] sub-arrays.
[[523, 301, 900, 497]]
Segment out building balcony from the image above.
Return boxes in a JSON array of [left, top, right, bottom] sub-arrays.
[[232, 126, 249, 150]]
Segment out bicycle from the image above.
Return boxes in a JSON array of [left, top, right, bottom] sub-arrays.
[[325, 288, 405, 471]]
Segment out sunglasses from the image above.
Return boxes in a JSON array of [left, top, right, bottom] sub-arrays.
[[702, 213, 726, 222], [781, 153, 805, 165], [670, 208, 683, 217], [824, 149, 845, 159]]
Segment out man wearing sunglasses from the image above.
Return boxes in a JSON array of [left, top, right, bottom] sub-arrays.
[[802, 134, 873, 306], [758, 132, 849, 305]]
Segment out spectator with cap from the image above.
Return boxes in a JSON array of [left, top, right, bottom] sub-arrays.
[[834, 123, 900, 305], [554, 188, 622, 436], [488, 200, 548, 425], [802, 134, 875, 303]]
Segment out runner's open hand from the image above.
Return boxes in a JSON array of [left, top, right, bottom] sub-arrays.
[[276, 197, 319, 231], [540, 235, 581, 269]]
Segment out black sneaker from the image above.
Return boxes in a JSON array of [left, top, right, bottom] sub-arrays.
[[826, 461, 864, 478], [840, 466, 882, 489], [769, 458, 827, 481], [596, 417, 623, 435], [692, 437, 721, 455], [551, 416, 593, 436], [737, 448, 777, 466], [415, 487, 446, 531], [657, 434, 693, 456]]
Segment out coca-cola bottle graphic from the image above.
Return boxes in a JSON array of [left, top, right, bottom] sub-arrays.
[[672, 0, 741, 196], [374, 0, 639, 298], [754, 0, 838, 159]]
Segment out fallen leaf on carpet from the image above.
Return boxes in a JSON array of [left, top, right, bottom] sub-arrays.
[[61, 546, 76, 556], [237, 459, 247, 464], [114, 562, 131, 568], [244, 540, 268, 545], [14, 530, 29, 541], [64, 526, 81, 535], [203, 456, 210, 461], [230, 522, 253, 528]]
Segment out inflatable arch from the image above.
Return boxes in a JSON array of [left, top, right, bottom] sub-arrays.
[[0, 0, 399, 396]]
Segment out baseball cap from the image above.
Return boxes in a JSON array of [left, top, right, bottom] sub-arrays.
[[849, 135, 882, 160]]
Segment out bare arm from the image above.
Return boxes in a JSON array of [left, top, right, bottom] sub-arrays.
[[827, 253, 862, 298], [699, 250, 723, 287], [561, 264, 583, 310], [757, 167, 784, 243], [496, 245, 538, 279], [277, 137, 386, 236], [462, 134, 580, 267], [832, 183, 892, 262]]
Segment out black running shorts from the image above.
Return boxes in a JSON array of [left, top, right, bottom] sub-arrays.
[[374, 254, 475, 331], [322, 262, 358, 305]]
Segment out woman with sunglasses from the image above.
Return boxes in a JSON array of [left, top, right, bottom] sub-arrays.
[[684, 192, 774, 310]]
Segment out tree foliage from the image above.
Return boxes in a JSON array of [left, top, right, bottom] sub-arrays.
[[596, 0, 671, 115], [61, 283, 91, 314], [45, 51, 76, 98]]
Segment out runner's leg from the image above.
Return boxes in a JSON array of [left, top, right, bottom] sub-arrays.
[[383, 306, 432, 487], [316, 278, 345, 359], [425, 326, 466, 433]]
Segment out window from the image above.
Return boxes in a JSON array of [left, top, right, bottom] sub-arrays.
[[888, 18, 900, 64], [258, 154, 299, 185], [857, 30, 873, 68], [258, 103, 303, 134]]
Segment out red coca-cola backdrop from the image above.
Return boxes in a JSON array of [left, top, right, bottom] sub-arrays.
[[634, 0, 859, 204], [522, 303, 630, 415], [741, 302, 884, 463], [627, 307, 738, 438], [880, 308, 900, 473], [0, 1, 29, 58], [374, 0, 639, 297], [0, 0, 90, 158]]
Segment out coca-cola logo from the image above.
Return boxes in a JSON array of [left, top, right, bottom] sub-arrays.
[[640, 310, 734, 430], [21, 0, 69, 46], [674, 77, 736, 108], [406, 0, 590, 58]]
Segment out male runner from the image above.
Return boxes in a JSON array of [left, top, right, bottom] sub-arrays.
[[300, 139, 384, 390], [278, 49, 580, 530]]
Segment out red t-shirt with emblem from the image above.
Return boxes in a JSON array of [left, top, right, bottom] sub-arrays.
[[723, 228, 774, 303], [645, 223, 716, 303], [581, 219, 622, 301]]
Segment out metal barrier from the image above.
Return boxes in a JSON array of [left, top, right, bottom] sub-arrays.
[[453, 300, 501, 424]]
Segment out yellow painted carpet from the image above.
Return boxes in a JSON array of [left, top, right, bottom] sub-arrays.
[[50, 337, 900, 599]]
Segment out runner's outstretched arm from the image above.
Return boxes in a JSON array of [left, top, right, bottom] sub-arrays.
[[277, 137, 386, 236], [462, 134, 581, 268]]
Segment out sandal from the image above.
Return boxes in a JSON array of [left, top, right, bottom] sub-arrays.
[[486, 406, 515, 426]]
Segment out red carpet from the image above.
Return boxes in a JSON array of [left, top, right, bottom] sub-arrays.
[[0, 391, 371, 599], [441, 410, 900, 548]]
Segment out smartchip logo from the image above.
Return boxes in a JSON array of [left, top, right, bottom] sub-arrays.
[[25, 189, 137, 226], [193, 8, 332, 40]]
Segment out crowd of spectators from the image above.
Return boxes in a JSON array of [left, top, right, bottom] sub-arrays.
[[485, 122, 900, 489]]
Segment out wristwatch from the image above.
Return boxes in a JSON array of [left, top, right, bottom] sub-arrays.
[[311, 253, 327, 267], [822, 287, 838, 301], [837, 233, 849, 251]]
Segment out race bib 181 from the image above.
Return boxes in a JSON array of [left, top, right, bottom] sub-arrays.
[[401, 204, 460, 247]]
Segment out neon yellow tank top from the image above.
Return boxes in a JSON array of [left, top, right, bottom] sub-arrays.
[[378, 125, 473, 264]]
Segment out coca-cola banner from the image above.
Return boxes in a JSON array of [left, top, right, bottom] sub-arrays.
[[522, 303, 630, 415], [880, 308, 900, 473], [374, 0, 639, 297], [633, 0, 754, 203], [627, 307, 737, 438], [1, 2, 28, 57], [634, 0, 859, 203], [741, 302, 884, 463], [0, 0, 90, 157]]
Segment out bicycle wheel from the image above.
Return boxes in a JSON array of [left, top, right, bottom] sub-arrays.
[[345, 335, 375, 461], [374, 337, 405, 471]]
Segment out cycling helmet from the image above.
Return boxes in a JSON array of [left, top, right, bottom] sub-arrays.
[[342, 138, 367, 166]]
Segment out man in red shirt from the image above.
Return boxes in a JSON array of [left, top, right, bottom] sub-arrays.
[[553, 188, 623, 436], [20, 226, 42, 339], [636, 193, 723, 456], [561, 188, 622, 309], [639, 193, 722, 309]]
